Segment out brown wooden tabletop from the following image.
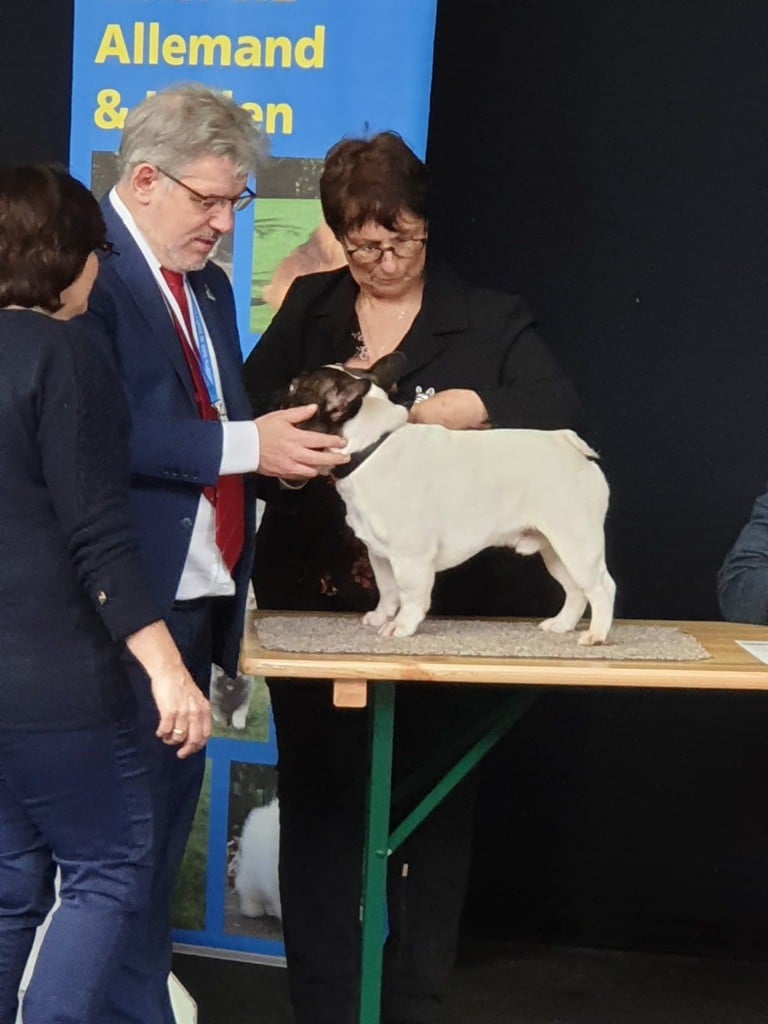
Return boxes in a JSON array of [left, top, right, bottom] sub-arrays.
[[241, 612, 768, 692]]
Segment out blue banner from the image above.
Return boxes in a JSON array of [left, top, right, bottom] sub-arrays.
[[70, 0, 437, 965], [70, 0, 438, 347]]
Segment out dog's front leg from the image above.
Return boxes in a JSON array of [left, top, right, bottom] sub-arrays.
[[378, 559, 434, 638], [362, 552, 400, 628]]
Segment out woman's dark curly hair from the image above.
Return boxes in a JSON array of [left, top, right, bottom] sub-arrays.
[[0, 164, 106, 312], [320, 131, 428, 240]]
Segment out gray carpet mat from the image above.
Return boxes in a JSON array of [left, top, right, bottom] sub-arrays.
[[253, 616, 708, 662]]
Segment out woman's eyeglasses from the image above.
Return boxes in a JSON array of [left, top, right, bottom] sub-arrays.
[[156, 166, 256, 213], [345, 237, 427, 265]]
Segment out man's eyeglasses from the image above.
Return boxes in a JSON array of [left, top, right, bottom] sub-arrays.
[[156, 166, 256, 214], [344, 237, 428, 266]]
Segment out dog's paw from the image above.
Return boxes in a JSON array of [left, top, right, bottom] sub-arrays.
[[385, 619, 420, 638], [377, 619, 418, 639], [538, 616, 571, 634], [363, 609, 391, 628], [577, 631, 607, 647], [392, 624, 417, 638]]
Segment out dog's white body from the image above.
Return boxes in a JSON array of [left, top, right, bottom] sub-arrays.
[[234, 799, 282, 920], [335, 385, 615, 645]]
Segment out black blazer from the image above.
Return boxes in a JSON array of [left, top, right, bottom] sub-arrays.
[[0, 311, 159, 729], [245, 260, 581, 428], [244, 260, 582, 618]]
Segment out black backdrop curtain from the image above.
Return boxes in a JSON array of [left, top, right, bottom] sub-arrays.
[[427, 0, 768, 954]]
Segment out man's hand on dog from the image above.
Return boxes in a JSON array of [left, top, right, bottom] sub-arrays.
[[408, 389, 490, 430], [255, 405, 350, 478]]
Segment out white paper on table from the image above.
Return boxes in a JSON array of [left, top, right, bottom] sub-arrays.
[[737, 640, 768, 665]]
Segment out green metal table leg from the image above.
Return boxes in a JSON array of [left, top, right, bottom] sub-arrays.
[[356, 686, 538, 1024], [388, 690, 537, 854], [391, 690, 537, 812], [359, 681, 396, 1024]]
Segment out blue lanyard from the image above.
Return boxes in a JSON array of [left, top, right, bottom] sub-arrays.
[[188, 289, 222, 411]]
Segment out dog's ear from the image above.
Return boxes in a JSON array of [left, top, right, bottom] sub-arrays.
[[274, 378, 301, 412], [368, 351, 406, 393]]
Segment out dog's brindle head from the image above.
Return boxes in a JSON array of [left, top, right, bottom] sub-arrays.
[[283, 352, 407, 434]]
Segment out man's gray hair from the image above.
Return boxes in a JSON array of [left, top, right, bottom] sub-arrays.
[[117, 83, 263, 181]]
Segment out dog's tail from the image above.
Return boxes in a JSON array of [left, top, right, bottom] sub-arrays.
[[560, 429, 600, 460]]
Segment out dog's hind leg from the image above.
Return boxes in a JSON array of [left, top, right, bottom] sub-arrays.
[[577, 565, 616, 646], [363, 552, 400, 628], [378, 558, 435, 638], [540, 531, 615, 645], [537, 540, 588, 634]]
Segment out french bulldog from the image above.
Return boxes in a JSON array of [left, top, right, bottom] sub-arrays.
[[286, 354, 615, 645]]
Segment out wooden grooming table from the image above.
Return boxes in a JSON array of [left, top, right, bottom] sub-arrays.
[[241, 614, 768, 1024]]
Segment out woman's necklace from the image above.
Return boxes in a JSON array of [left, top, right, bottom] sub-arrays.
[[352, 309, 408, 363], [352, 291, 421, 364]]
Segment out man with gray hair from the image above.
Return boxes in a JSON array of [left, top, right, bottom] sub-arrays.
[[86, 83, 347, 1023]]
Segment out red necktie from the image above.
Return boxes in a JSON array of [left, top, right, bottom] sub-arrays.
[[161, 268, 244, 573]]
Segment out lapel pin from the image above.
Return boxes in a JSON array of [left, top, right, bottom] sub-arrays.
[[204, 284, 216, 302]]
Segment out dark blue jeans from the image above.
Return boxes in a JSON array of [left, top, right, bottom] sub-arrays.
[[0, 720, 152, 1024], [103, 597, 219, 1024]]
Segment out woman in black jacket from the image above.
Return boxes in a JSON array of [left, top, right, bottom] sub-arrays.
[[0, 165, 209, 1024], [244, 133, 581, 1024]]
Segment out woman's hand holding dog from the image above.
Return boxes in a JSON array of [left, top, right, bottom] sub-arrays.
[[408, 389, 490, 430]]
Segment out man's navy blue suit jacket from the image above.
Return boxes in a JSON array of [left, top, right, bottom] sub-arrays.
[[85, 198, 256, 677]]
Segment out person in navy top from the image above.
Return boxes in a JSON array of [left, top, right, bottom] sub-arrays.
[[719, 483, 768, 623], [0, 164, 209, 1024]]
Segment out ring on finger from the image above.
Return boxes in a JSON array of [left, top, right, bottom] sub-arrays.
[[172, 728, 186, 736]]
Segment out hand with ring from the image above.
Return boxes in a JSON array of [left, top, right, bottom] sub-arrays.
[[155, 677, 210, 759], [125, 621, 211, 758], [408, 388, 490, 430]]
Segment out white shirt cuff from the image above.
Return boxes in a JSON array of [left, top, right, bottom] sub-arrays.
[[220, 420, 260, 474]]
